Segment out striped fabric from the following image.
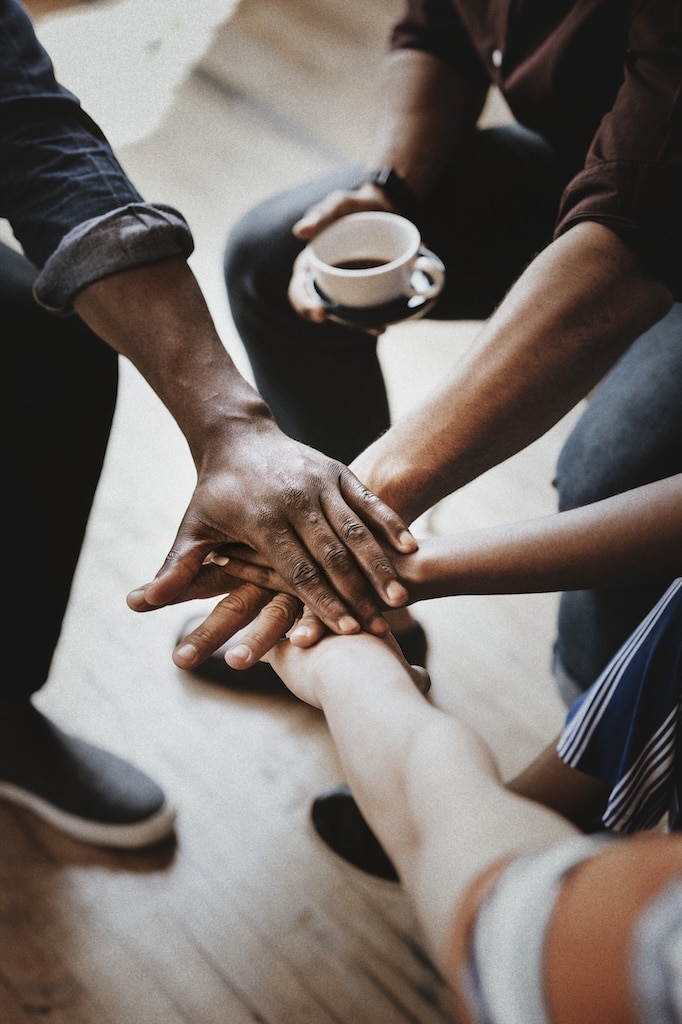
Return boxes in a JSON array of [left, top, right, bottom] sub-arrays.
[[557, 578, 681, 833]]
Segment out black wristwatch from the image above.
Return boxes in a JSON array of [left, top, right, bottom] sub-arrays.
[[356, 167, 420, 221]]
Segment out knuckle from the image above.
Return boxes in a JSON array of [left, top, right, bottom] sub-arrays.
[[372, 555, 394, 577], [342, 518, 370, 544], [256, 506, 288, 537], [284, 485, 306, 509], [161, 546, 182, 570], [289, 557, 322, 590], [323, 543, 350, 572], [264, 596, 299, 632], [218, 586, 261, 618]]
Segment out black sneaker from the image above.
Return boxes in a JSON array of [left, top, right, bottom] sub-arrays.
[[178, 616, 428, 691], [0, 702, 175, 849], [310, 784, 398, 882]]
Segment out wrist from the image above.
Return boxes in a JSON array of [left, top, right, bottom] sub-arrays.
[[354, 167, 421, 221], [188, 391, 276, 469]]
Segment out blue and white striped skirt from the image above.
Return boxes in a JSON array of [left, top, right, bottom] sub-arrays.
[[557, 578, 681, 833]]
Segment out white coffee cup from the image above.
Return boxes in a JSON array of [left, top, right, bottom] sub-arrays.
[[307, 211, 445, 309]]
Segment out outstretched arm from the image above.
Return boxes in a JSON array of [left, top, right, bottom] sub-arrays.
[[385, 473, 682, 604], [73, 257, 415, 639], [353, 223, 673, 524], [1, 0, 416, 638], [265, 631, 579, 956], [264, 632, 682, 1024], [210, 475, 681, 656]]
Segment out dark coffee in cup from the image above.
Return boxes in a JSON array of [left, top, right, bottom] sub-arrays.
[[333, 257, 391, 271], [308, 212, 444, 308]]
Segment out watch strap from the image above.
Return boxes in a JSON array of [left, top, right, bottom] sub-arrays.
[[356, 168, 420, 220]]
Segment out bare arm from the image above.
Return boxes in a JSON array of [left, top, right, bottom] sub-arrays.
[[263, 632, 578, 962], [264, 633, 682, 1024], [352, 222, 674, 522], [396, 474, 682, 602], [212, 475, 680, 655], [362, 48, 488, 201], [74, 257, 416, 638], [4, 0, 416, 639], [289, 49, 487, 322]]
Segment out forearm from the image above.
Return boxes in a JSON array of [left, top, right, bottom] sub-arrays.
[[353, 222, 673, 522], [403, 476, 682, 602], [301, 635, 578, 961], [73, 256, 276, 461], [365, 49, 487, 202]]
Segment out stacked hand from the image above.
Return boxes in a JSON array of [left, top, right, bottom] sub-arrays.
[[261, 629, 431, 711], [126, 420, 418, 669]]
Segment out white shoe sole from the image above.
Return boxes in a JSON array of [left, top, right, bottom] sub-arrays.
[[0, 781, 176, 849]]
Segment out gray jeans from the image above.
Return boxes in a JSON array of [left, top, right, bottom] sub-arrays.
[[553, 303, 682, 697]]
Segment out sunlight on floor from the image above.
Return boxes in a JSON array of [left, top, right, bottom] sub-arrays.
[[33, 0, 242, 147]]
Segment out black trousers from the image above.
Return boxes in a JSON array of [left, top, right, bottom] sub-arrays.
[[224, 124, 682, 692], [4, 241, 118, 698]]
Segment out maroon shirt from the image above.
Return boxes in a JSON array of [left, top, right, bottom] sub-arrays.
[[391, 0, 681, 296]]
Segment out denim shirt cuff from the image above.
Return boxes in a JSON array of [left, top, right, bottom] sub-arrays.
[[33, 203, 195, 312]]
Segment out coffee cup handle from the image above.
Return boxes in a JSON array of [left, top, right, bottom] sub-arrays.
[[409, 248, 445, 299]]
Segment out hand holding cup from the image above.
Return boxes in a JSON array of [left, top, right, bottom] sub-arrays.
[[290, 211, 445, 332]]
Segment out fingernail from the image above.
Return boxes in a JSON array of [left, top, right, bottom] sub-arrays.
[[174, 643, 198, 665], [369, 616, 390, 636], [291, 624, 312, 642], [386, 580, 408, 604], [225, 643, 251, 665], [209, 553, 230, 566], [399, 530, 418, 550], [338, 616, 360, 634]]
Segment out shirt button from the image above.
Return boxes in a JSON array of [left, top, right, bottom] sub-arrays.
[[492, 48, 503, 68]]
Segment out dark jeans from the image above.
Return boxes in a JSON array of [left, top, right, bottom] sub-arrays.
[[225, 124, 682, 692], [554, 307, 682, 694], [4, 241, 118, 699]]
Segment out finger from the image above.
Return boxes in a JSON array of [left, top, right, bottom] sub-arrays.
[[206, 554, 291, 595], [224, 593, 302, 669], [409, 665, 431, 695], [291, 189, 360, 238], [173, 583, 274, 670], [288, 249, 327, 321], [292, 187, 392, 238], [288, 607, 328, 647], [208, 541, 269, 566], [307, 476, 414, 612], [340, 469, 418, 555], [127, 558, 252, 612], [264, 506, 392, 637], [126, 538, 211, 611]]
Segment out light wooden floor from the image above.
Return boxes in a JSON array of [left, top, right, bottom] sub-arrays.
[[2, 2, 579, 1021]]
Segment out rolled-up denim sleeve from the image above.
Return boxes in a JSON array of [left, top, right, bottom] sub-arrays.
[[0, 0, 194, 308], [33, 203, 195, 312]]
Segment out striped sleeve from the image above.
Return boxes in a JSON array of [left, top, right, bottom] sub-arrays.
[[446, 833, 682, 1024]]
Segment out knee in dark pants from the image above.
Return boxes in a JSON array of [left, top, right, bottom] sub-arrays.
[[224, 165, 362, 313], [224, 204, 294, 306], [554, 304, 682, 513]]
